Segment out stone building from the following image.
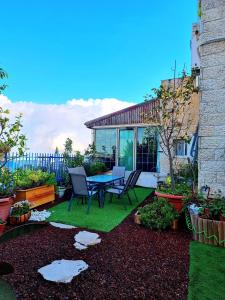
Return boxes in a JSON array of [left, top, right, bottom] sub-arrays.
[[198, 0, 225, 194], [85, 78, 199, 188]]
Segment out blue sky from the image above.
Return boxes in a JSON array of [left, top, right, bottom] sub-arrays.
[[1, 0, 197, 104]]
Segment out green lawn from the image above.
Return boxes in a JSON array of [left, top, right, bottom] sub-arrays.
[[47, 187, 152, 232], [188, 241, 225, 300]]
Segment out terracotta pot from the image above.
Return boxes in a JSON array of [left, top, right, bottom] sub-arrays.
[[171, 219, 178, 230], [0, 221, 6, 236], [0, 196, 13, 222], [9, 211, 31, 225], [155, 191, 185, 213], [134, 212, 141, 225]]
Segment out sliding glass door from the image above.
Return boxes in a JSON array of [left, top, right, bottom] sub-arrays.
[[119, 129, 134, 171]]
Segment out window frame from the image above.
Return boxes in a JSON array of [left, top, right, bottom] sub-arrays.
[[174, 139, 188, 157]]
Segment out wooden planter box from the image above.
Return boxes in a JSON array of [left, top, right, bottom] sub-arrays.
[[15, 185, 55, 208], [190, 214, 225, 247], [10, 211, 31, 225]]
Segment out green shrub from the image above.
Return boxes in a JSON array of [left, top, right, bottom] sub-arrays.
[[139, 198, 179, 230], [157, 182, 192, 196], [14, 169, 56, 190], [64, 151, 84, 168], [0, 168, 15, 197], [85, 161, 107, 176]]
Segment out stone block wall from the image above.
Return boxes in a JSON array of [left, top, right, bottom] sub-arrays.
[[199, 0, 225, 194]]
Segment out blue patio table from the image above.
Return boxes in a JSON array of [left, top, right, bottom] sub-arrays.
[[87, 174, 124, 207]]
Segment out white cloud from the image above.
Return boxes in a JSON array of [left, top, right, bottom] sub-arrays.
[[0, 95, 135, 153]]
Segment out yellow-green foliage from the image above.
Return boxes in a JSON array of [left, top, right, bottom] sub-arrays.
[[14, 169, 56, 189]]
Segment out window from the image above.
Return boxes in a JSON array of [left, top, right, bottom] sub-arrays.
[[175, 140, 188, 156], [95, 129, 116, 169], [136, 127, 157, 172]]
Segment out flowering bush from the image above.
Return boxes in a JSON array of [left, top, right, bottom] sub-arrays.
[[11, 200, 30, 217]]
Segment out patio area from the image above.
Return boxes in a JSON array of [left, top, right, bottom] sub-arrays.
[[47, 187, 152, 232]]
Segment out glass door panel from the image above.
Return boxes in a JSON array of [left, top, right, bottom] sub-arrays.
[[119, 129, 134, 171]]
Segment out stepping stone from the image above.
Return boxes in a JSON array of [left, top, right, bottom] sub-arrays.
[[74, 231, 101, 250], [30, 210, 51, 221], [50, 222, 76, 229], [38, 259, 88, 283], [74, 242, 88, 250]]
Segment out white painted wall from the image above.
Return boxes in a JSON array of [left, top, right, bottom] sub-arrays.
[[125, 171, 166, 188]]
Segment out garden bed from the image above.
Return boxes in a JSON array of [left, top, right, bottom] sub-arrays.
[[190, 213, 225, 247], [15, 185, 55, 208], [0, 196, 190, 300]]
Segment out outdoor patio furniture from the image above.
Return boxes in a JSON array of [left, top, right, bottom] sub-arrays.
[[86, 174, 124, 207], [105, 171, 136, 208], [68, 167, 96, 187], [67, 166, 86, 176], [68, 173, 99, 214], [114, 169, 142, 202], [112, 166, 125, 185]]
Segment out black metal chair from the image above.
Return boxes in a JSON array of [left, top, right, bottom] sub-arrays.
[[68, 173, 99, 214], [112, 169, 142, 202], [105, 171, 135, 208]]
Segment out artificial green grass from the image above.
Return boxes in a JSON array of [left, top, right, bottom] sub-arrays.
[[188, 241, 225, 300], [47, 187, 152, 232], [0, 280, 16, 300]]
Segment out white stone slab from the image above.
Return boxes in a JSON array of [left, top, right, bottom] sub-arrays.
[[74, 231, 101, 250], [38, 259, 88, 283], [29, 210, 51, 221], [50, 222, 76, 229], [74, 242, 88, 250]]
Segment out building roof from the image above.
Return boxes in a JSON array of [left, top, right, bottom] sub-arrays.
[[84, 99, 158, 128]]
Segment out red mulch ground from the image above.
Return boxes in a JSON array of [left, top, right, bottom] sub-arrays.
[[0, 197, 191, 300]]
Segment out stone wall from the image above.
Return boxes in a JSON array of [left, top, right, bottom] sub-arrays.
[[198, 0, 225, 194]]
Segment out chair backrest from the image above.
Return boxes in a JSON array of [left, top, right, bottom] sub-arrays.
[[123, 171, 136, 193], [68, 166, 87, 176], [112, 166, 125, 178], [70, 173, 88, 196], [130, 170, 142, 188]]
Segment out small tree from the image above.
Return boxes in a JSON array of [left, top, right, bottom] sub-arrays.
[[84, 142, 96, 162], [54, 146, 59, 154], [0, 68, 26, 169], [144, 69, 197, 190], [64, 138, 73, 156]]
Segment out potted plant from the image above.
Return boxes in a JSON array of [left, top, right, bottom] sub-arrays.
[[9, 200, 31, 225], [56, 185, 67, 198], [0, 168, 15, 222], [138, 198, 179, 230], [144, 68, 197, 208], [0, 218, 7, 235], [14, 169, 56, 208], [0, 67, 26, 220], [89, 161, 107, 175], [186, 192, 225, 247], [155, 182, 192, 213]]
